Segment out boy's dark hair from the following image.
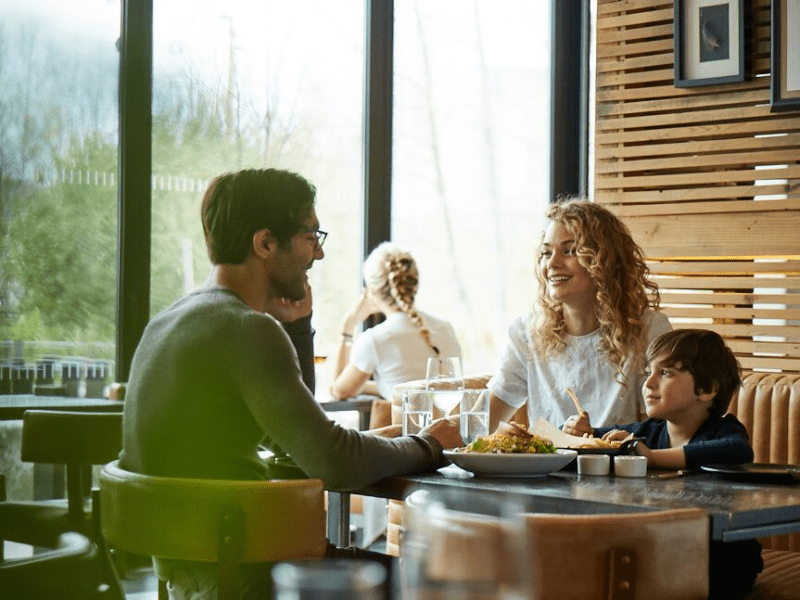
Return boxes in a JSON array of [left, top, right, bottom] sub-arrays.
[[646, 329, 741, 418], [201, 168, 316, 265]]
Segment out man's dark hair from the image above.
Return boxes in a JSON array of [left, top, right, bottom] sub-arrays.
[[201, 168, 316, 265], [646, 329, 741, 418]]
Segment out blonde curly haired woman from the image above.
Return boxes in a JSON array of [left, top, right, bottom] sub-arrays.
[[488, 199, 671, 432], [330, 242, 462, 401]]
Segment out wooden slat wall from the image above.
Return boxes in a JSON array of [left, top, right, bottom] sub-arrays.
[[594, 0, 800, 375]]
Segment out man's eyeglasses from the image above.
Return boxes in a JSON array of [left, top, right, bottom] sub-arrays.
[[299, 226, 328, 247]]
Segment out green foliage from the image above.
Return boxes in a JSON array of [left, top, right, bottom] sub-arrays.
[[1, 135, 117, 342]]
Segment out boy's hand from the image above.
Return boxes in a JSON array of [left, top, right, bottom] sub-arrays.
[[600, 429, 631, 442], [563, 412, 593, 436], [632, 440, 652, 459]]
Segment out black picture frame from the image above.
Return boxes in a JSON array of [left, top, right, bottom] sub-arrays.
[[770, 0, 800, 111], [674, 0, 747, 87]]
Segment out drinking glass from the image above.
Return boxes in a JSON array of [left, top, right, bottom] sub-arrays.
[[400, 488, 527, 600], [272, 559, 386, 600], [425, 357, 464, 415], [460, 389, 490, 444], [403, 389, 434, 436]]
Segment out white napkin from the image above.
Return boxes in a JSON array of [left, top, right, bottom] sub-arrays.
[[531, 418, 605, 448]]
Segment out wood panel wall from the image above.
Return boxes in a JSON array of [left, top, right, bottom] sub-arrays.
[[594, 0, 800, 375]]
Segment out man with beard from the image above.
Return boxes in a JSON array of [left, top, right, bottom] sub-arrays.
[[119, 169, 461, 599]]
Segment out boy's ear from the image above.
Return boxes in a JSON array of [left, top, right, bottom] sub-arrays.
[[697, 384, 717, 406]]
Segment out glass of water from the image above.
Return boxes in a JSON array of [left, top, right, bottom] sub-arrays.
[[272, 559, 386, 600], [403, 389, 434, 436], [460, 389, 490, 444]]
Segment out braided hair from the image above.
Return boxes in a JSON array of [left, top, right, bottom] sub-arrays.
[[363, 242, 440, 356]]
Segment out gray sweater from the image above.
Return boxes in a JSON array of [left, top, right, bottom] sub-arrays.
[[120, 287, 445, 490]]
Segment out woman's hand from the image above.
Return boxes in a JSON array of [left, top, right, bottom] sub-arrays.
[[563, 412, 593, 436], [342, 290, 378, 333]]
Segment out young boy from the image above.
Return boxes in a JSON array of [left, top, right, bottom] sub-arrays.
[[564, 328, 763, 599]]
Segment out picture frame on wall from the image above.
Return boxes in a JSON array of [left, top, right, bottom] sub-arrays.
[[674, 0, 746, 87], [771, 0, 800, 111]]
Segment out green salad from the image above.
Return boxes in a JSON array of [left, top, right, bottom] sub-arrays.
[[465, 432, 556, 454]]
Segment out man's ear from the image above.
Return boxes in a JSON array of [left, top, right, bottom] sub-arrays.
[[253, 229, 272, 258]]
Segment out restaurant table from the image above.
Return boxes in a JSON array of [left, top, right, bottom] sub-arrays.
[[326, 465, 800, 547], [0, 395, 124, 420]]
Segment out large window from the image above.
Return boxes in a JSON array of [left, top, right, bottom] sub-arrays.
[[151, 0, 366, 396], [0, 0, 120, 396], [1, 1, 563, 400], [393, 1, 552, 374]]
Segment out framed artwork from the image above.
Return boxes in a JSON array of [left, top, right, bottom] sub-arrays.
[[674, 0, 746, 87], [771, 0, 800, 111]]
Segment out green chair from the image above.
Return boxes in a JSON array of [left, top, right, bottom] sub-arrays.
[[99, 460, 328, 600], [20, 410, 123, 534], [14, 410, 124, 598]]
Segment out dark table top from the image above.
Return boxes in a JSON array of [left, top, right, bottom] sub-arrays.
[[0, 395, 124, 420], [347, 465, 800, 542]]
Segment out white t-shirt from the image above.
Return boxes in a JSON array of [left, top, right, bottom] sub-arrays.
[[488, 309, 672, 428], [350, 311, 462, 400]]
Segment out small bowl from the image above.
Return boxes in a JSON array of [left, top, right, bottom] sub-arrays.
[[614, 455, 647, 477], [578, 454, 610, 476]]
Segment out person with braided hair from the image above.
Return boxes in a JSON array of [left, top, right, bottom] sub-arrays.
[[330, 242, 462, 401]]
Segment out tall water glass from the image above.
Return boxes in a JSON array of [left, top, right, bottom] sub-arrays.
[[425, 357, 465, 417], [460, 389, 490, 444], [403, 389, 434, 436]]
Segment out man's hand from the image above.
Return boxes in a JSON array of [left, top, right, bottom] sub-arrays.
[[420, 416, 464, 449], [563, 412, 593, 436], [266, 283, 312, 323]]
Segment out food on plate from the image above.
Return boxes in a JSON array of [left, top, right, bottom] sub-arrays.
[[578, 437, 623, 449], [462, 421, 557, 454]]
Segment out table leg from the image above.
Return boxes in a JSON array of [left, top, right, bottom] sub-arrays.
[[326, 491, 351, 547]]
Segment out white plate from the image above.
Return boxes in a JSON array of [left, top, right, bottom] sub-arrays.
[[443, 448, 578, 477]]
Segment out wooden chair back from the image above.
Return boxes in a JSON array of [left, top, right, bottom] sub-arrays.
[[523, 508, 709, 600]]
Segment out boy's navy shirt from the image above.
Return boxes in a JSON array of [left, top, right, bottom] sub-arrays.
[[593, 413, 754, 470]]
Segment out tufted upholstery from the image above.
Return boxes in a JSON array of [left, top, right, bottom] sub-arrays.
[[744, 549, 800, 600], [728, 374, 800, 466], [728, 373, 800, 552]]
